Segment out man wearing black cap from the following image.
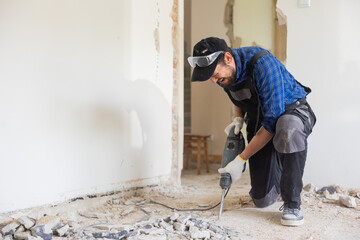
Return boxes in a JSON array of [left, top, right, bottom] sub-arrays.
[[188, 37, 316, 226]]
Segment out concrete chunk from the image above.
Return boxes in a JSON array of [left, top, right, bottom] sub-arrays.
[[55, 224, 69, 237], [13, 231, 31, 240], [340, 195, 357, 208], [0, 217, 13, 228], [303, 183, 316, 193], [189, 225, 210, 239], [3, 235, 13, 240], [31, 225, 53, 240], [1, 222, 20, 236], [17, 217, 35, 230], [36, 216, 61, 231]]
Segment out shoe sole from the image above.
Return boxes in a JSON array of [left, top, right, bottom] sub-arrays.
[[281, 218, 304, 226]]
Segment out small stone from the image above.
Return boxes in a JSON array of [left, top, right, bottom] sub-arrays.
[[15, 226, 25, 234], [339, 195, 357, 208], [176, 214, 191, 224], [357, 193, 360, 199], [189, 225, 210, 239], [27, 237, 42, 240], [170, 213, 179, 222], [55, 224, 69, 237], [31, 225, 52, 240], [324, 190, 339, 200], [198, 203, 211, 207], [3, 235, 13, 240], [17, 216, 35, 230], [159, 221, 173, 232], [303, 183, 316, 193], [13, 231, 31, 240], [317, 186, 336, 195], [1, 221, 20, 236], [173, 222, 185, 232], [149, 228, 165, 236], [92, 224, 111, 231], [209, 224, 223, 234]]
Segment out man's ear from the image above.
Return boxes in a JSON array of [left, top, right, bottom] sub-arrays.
[[224, 52, 233, 65]]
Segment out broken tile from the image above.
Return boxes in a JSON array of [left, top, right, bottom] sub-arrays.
[[339, 195, 357, 208], [1, 221, 20, 236], [31, 225, 53, 240], [17, 216, 35, 230]]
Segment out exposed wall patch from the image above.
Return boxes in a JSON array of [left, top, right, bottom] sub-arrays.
[[224, 0, 235, 46], [171, 0, 181, 185]]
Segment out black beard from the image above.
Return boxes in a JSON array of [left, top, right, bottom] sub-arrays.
[[221, 68, 236, 89]]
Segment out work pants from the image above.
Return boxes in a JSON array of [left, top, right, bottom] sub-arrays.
[[247, 99, 316, 209]]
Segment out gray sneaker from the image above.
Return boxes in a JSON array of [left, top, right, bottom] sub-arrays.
[[280, 204, 304, 226]]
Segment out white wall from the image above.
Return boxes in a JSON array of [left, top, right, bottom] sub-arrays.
[[277, 0, 360, 188], [0, 0, 182, 213]]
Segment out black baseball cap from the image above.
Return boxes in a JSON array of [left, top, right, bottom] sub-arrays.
[[190, 37, 229, 82]]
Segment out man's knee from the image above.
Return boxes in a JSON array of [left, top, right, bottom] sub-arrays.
[[273, 114, 306, 154], [250, 186, 281, 208]]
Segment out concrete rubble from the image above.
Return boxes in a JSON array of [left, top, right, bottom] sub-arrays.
[[0, 211, 232, 240], [303, 183, 359, 209]]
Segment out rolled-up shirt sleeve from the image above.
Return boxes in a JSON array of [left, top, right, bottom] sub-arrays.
[[253, 54, 285, 134]]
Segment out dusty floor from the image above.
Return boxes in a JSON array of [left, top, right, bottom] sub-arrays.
[[4, 162, 360, 240]]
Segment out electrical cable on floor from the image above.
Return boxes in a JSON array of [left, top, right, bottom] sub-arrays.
[[74, 189, 230, 236], [139, 187, 230, 212]]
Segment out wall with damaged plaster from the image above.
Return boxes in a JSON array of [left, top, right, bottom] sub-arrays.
[[0, 0, 183, 213], [190, 0, 233, 156], [277, 0, 360, 188], [233, 0, 275, 51]]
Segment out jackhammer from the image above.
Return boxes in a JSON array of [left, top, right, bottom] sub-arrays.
[[218, 126, 246, 219]]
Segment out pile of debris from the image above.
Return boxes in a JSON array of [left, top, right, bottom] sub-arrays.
[[302, 183, 359, 208], [0, 212, 233, 240]]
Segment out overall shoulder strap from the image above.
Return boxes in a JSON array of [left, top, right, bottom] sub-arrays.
[[249, 51, 270, 78]]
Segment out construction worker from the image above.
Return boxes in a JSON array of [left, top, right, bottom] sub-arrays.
[[188, 37, 316, 226]]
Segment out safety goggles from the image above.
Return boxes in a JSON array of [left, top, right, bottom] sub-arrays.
[[187, 51, 224, 68]]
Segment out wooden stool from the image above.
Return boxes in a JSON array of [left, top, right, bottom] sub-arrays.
[[184, 134, 210, 174]]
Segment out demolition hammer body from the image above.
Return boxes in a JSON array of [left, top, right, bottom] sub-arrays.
[[218, 126, 246, 219]]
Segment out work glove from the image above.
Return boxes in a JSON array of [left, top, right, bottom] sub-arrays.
[[218, 155, 247, 184], [224, 117, 244, 136]]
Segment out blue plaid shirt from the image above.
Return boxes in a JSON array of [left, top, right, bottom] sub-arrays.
[[228, 47, 307, 133]]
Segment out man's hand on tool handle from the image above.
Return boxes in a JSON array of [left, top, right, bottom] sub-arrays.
[[218, 155, 247, 184], [224, 117, 244, 135]]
